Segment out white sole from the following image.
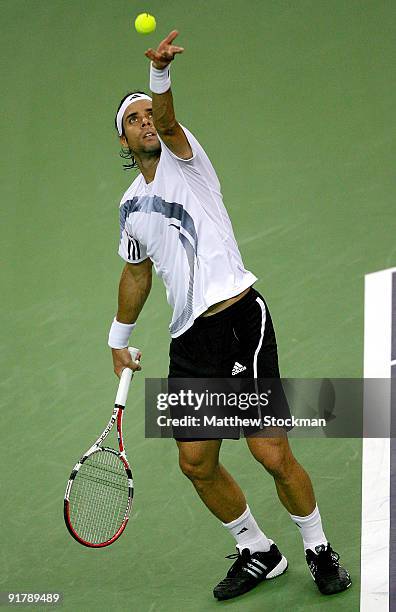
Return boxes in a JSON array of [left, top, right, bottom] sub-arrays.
[[266, 555, 288, 579]]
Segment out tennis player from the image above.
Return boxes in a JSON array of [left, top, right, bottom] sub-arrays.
[[108, 30, 351, 601]]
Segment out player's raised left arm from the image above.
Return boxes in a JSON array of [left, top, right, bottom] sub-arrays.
[[145, 30, 193, 160]]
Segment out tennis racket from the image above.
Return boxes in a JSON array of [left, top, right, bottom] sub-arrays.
[[64, 347, 140, 548]]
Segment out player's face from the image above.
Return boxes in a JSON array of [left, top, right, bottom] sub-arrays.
[[120, 100, 160, 156]]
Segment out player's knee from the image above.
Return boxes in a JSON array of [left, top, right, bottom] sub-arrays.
[[253, 441, 294, 481], [179, 455, 217, 482], [265, 457, 291, 481]]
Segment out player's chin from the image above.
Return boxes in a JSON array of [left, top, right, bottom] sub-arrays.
[[142, 139, 161, 153]]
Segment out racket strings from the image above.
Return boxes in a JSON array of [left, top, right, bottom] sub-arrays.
[[77, 461, 126, 492], [68, 450, 130, 544]]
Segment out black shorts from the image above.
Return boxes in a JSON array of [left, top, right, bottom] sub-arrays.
[[168, 287, 291, 439]]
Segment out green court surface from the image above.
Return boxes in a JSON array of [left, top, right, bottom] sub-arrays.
[[1, 1, 395, 610]]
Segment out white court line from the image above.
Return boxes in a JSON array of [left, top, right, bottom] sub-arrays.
[[361, 267, 396, 611]]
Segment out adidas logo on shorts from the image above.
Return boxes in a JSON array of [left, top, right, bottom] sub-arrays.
[[232, 362, 247, 375]]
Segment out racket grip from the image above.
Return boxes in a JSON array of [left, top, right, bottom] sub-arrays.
[[128, 346, 140, 363], [115, 347, 140, 406]]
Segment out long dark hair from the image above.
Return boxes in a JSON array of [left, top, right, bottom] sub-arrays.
[[115, 91, 149, 171]]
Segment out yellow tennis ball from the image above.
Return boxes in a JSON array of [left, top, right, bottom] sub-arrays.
[[134, 13, 156, 35]]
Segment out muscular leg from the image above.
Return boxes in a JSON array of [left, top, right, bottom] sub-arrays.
[[177, 439, 246, 523], [244, 434, 351, 594], [246, 434, 315, 516]]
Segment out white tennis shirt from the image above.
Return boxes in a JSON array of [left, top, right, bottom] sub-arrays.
[[118, 126, 257, 338]]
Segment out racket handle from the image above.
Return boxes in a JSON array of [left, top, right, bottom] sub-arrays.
[[128, 346, 140, 363], [115, 346, 140, 406]]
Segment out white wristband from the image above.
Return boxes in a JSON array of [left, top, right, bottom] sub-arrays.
[[108, 318, 136, 349], [150, 62, 171, 94]]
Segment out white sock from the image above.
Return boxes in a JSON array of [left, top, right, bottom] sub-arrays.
[[290, 504, 328, 551], [222, 506, 271, 553]]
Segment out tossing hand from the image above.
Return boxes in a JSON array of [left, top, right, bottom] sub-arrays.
[[145, 30, 184, 70]]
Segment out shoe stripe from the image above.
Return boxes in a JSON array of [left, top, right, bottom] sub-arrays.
[[244, 567, 261, 578], [251, 559, 267, 570]]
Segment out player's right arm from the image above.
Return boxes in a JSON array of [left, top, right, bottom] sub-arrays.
[[111, 258, 152, 377]]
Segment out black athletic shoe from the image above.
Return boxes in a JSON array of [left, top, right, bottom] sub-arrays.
[[213, 540, 288, 601], [306, 543, 352, 595]]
